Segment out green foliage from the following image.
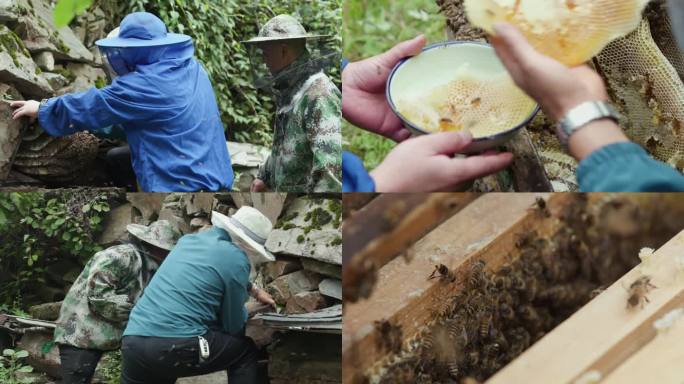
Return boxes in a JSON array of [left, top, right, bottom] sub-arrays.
[[54, 0, 93, 27], [0, 192, 114, 303], [96, 0, 341, 147], [0, 349, 34, 384], [342, 0, 446, 169]]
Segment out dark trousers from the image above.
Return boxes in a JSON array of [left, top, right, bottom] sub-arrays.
[[105, 145, 137, 191], [120, 330, 259, 384], [58, 344, 104, 384]]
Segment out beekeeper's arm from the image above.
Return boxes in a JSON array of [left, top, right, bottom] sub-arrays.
[[86, 248, 136, 323], [305, 92, 343, 192], [492, 22, 684, 192], [11, 75, 148, 137]]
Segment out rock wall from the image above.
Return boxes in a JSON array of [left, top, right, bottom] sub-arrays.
[[0, 0, 108, 185], [12, 192, 342, 384]]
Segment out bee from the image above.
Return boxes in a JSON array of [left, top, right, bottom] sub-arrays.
[[466, 350, 480, 367], [434, 297, 455, 318], [491, 329, 510, 352], [517, 305, 542, 331], [498, 302, 515, 321], [511, 273, 526, 291], [589, 286, 605, 299], [626, 276, 656, 309], [428, 264, 456, 283], [374, 319, 403, 353], [515, 231, 536, 248], [471, 97, 482, 107], [468, 260, 486, 288], [493, 274, 512, 291], [478, 314, 492, 340], [522, 277, 539, 302], [447, 362, 460, 380], [446, 318, 469, 347], [530, 197, 551, 218]]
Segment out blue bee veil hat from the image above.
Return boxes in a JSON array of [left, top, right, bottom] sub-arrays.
[[96, 12, 191, 48]]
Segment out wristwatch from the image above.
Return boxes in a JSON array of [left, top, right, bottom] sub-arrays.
[[556, 101, 621, 147]]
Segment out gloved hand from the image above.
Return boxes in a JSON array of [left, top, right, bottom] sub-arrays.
[[342, 35, 427, 142], [370, 131, 513, 192]]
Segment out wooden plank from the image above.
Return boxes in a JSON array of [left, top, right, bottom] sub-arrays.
[[504, 128, 554, 192], [602, 309, 684, 384], [343, 193, 565, 384], [487, 229, 684, 384], [342, 193, 481, 302]]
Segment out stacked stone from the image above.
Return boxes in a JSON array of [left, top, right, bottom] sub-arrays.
[[263, 197, 343, 314], [0, 0, 108, 185]]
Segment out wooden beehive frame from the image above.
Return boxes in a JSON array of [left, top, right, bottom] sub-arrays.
[[343, 193, 562, 383], [343, 193, 684, 384], [488, 228, 684, 384]]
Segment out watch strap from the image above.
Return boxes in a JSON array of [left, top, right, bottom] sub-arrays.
[[557, 101, 620, 147]]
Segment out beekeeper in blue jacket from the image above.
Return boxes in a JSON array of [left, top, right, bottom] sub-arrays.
[[10, 12, 233, 192]]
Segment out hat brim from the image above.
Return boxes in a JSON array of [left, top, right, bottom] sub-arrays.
[[241, 34, 332, 45], [96, 33, 191, 48], [126, 224, 176, 251], [211, 211, 275, 264]]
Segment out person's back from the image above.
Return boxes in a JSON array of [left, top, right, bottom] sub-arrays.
[[111, 41, 234, 192], [265, 64, 342, 191], [124, 227, 250, 338], [34, 13, 234, 192]]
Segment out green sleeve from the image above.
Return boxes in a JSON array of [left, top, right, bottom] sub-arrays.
[[303, 92, 342, 192], [86, 251, 135, 323]]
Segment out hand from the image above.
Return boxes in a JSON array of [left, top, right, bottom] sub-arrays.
[[370, 131, 514, 192], [10, 100, 40, 121], [252, 286, 276, 308], [342, 35, 427, 142], [491, 22, 629, 161], [491, 23, 609, 121], [250, 179, 268, 192]]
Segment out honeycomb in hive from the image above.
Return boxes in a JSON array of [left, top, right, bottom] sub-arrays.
[[464, 0, 651, 66], [596, 13, 684, 170]]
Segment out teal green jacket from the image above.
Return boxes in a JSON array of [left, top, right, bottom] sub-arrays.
[[577, 142, 684, 192], [124, 227, 251, 337]]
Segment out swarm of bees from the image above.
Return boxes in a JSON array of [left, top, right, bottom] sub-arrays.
[[373, 196, 684, 384]]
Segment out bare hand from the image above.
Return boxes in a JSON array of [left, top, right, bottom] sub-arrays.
[[342, 35, 427, 142], [253, 287, 276, 308], [491, 22, 629, 161], [491, 23, 609, 121], [250, 179, 268, 192], [370, 131, 514, 192], [10, 100, 40, 121]]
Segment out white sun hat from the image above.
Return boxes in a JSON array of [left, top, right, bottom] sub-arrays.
[[211, 207, 276, 265]]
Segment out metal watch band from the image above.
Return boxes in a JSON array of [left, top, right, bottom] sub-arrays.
[[557, 101, 621, 147]]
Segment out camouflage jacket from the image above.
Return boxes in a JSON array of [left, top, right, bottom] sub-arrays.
[[259, 54, 342, 192], [54, 243, 158, 350]]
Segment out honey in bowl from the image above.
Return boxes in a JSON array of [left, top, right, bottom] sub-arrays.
[[394, 63, 537, 138]]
